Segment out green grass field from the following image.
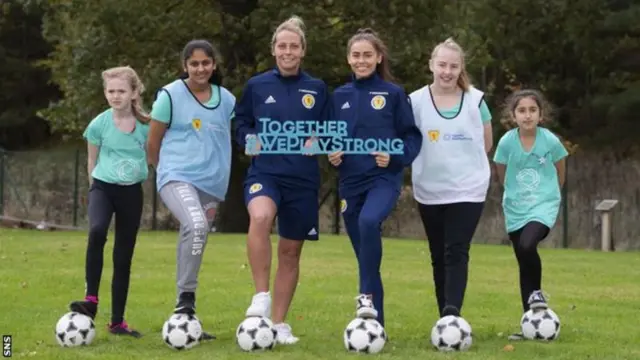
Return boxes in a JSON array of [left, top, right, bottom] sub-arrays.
[[1, 228, 639, 359]]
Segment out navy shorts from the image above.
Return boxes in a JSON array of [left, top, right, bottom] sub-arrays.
[[244, 175, 319, 241]]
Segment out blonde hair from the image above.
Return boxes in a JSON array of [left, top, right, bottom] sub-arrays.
[[271, 15, 306, 51], [102, 66, 150, 123], [431, 38, 470, 91]]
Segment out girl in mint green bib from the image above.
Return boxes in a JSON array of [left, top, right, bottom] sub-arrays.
[[68, 66, 150, 338], [493, 89, 568, 341]]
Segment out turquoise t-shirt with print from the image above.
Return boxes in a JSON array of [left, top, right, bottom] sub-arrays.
[[493, 127, 568, 233], [83, 108, 149, 185]]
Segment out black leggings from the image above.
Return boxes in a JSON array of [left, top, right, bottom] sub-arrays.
[[418, 202, 484, 317], [85, 178, 143, 324], [508, 221, 550, 312]]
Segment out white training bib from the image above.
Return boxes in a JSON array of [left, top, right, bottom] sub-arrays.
[[410, 85, 490, 205]]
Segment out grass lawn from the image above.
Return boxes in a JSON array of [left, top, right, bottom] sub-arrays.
[[1, 228, 639, 359]]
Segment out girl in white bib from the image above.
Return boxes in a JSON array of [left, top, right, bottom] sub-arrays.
[[409, 38, 493, 319]]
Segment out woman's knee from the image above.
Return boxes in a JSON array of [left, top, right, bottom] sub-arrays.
[[248, 198, 277, 229]]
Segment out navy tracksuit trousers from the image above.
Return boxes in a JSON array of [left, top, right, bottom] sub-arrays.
[[341, 184, 399, 327]]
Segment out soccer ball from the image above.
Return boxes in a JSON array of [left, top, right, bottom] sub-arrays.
[[521, 308, 561, 341], [430, 315, 472, 352], [162, 313, 203, 350], [236, 316, 277, 351], [54, 312, 96, 347], [343, 318, 387, 354]]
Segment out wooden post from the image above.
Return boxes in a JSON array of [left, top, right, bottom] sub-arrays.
[[595, 199, 618, 252]]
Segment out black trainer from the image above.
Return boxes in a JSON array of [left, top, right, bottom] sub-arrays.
[[69, 300, 98, 319], [108, 321, 142, 338], [173, 292, 216, 341], [174, 292, 196, 315]]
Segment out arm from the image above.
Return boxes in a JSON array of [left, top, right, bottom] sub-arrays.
[[389, 91, 423, 170], [483, 123, 493, 153], [147, 120, 167, 169], [555, 158, 566, 188], [87, 143, 99, 186], [233, 81, 256, 149], [492, 134, 509, 189], [308, 86, 332, 155], [480, 99, 493, 153], [82, 116, 102, 186], [495, 163, 506, 188], [550, 133, 569, 188], [146, 89, 172, 168]]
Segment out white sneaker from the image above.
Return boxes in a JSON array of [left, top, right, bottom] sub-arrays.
[[355, 294, 378, 319], [274, 323, 299, 345], [245, 292, 271, 318]]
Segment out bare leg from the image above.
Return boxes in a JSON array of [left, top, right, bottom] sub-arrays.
[[246, 196, 277, 292], [272, 238, 304, 323]]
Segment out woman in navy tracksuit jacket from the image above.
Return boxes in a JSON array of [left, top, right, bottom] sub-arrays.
[[328, 28, 423, 327]]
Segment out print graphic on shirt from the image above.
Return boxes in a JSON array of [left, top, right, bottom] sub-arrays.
[[538, 156, 546, 165], [513, 167, 540, 206], [302, 94, 315, 109], [115, 159, 141, 184], [340, 199, 347, 213], [371, 95, 386, 110], [427, 129, 440, 142], [249, 183, 263, 194], [192, 118, 202, 131], [341, 101, 350, 109], [265, 95, 276, 104]]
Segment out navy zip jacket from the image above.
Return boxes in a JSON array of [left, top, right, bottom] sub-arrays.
[[331, 73, 423, 197], [234, 68, 330, 189]]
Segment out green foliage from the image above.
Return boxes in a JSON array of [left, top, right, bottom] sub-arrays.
[[0, 0, 59, 127], [38, 0, 224, 133]]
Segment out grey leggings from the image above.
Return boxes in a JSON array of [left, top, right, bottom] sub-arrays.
[[159, 181, 219, 299]]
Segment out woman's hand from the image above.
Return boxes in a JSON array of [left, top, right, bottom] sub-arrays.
[[372, 152, 390, 168], [328, 151, 344, 166]]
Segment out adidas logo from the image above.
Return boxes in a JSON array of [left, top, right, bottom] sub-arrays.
[[341, 101, 350, 109], [307, 228, 317, 236], [265, 95, 276, 104]]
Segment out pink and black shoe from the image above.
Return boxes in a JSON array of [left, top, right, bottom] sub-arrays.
[[69, 296, 98, 319], [108, 321, 142, 338]]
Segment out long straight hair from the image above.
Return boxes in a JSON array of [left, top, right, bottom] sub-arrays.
[[347, 28, 394, 82]]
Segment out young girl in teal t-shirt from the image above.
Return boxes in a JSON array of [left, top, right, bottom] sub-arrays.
[[493, 89, 569, 340], [68, 66, 150, 338]]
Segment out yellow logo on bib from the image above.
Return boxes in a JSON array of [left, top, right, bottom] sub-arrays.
[[192, 118, 202, 131], [427, 129, 440, 142], [302, 94, 315, 109], [371, 95, 386, 110]]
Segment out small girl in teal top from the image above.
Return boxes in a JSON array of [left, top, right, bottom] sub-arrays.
[[492, 89, 569, 341], [68, 66, 150, 338]]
